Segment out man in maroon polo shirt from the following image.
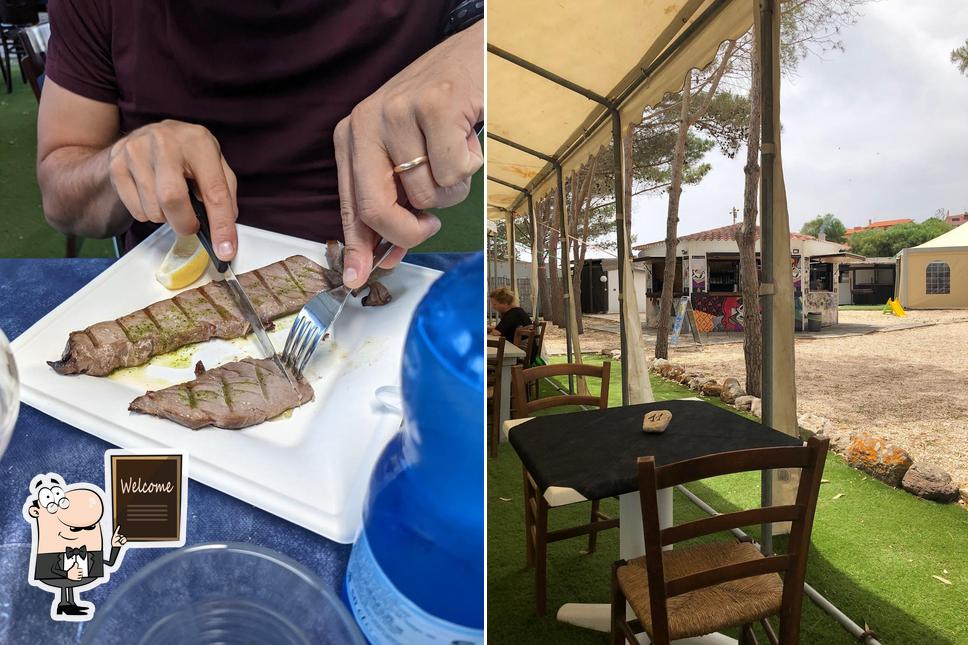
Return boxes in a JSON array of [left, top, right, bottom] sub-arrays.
[[37, 1, 483, 288]]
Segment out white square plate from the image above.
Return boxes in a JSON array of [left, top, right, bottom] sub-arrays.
[[11, 225, 440, 543]]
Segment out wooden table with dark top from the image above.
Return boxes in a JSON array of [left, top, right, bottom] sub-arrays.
[[508, 398, 802, 636]]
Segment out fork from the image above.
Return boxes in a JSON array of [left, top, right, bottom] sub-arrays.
[[280, 240, 395, 377]]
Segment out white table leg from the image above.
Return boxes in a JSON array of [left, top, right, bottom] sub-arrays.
[[557, 489, 736, 644]]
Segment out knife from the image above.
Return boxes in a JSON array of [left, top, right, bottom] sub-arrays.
[[188, 188, 298, 390]]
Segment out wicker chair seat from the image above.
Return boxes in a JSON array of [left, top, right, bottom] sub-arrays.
[[616, 541, 783, 641]]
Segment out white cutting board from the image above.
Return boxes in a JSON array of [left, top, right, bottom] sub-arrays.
[[11, 224, 440, 544]]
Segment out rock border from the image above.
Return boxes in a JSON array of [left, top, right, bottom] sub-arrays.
[[644, 357, 966, 506]]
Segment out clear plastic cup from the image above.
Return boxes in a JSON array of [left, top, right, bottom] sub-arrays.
[[81, 543, 364, 645], [0, 327, 20, 460]]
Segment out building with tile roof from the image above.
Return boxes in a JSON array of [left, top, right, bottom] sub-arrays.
[[844, 218, 914, 236], [632, 223, 854, 331], [943, 212, 967, 227]]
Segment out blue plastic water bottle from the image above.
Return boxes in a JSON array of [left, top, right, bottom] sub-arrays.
[[345, 254, 484, 644]]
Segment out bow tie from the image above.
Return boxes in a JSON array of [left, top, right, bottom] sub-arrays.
[[66, 546, 87, 558]]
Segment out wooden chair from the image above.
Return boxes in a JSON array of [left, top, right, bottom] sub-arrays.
[[511, 361, 617, 615], [512, 324, 536, 363], [530, 319, 547, 363], [511, 324, 537, 402], [486, 337, 505, 458], [513, 320, 547, 366], [15, 22, 46, 99], [10, 21, 77, 257], [610, 436, 829, 645]]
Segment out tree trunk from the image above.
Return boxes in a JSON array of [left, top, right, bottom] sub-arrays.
[[737, 38, 763, 397], [533, 203, 551, 322], [655, 75, 691, 360], [568, 158, 598, 336], [654, 43, 735, 360], [571, 237, 585, 334], [540, 197, 564, 327]]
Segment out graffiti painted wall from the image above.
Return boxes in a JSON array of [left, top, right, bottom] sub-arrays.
[[691, 256, 706, 292], [792, 256, 803, 292], [691, 294, 745, 332], [792, 255, 804, 327]]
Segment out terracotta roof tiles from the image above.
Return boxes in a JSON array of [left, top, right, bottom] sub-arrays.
[[634, 224, 818, 249]]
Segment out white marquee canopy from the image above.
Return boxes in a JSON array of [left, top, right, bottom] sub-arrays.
[[487, 0, 753, 217]]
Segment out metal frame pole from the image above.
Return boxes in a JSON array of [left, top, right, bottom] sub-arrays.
[[556, 164, 575, 393], [610, 111, 631, 405], [506, 210, 516, 294], [490, 117, 630, 405], [489, 175, 540, 322], [489, 143, 577, 392], [758, 0, 777, 557], [487, 227, 496, 324]]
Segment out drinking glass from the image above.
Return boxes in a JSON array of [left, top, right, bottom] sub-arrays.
[[0, 327, 20, 460], [81, 542, 364, 645]]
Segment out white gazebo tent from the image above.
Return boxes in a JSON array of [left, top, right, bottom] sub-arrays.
[[897, 222, 968, 309], [486, 1, 879, 642], [487, 0, 796, 427], [487, 0, 797, 528]]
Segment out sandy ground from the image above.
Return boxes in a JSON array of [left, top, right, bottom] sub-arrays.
[[544, 310, 968, 489]]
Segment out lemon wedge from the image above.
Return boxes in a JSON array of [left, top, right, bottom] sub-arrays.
[[155, 234, 209, 290]]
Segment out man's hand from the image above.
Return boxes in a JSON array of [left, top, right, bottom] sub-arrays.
[[111, 525, 127, 548], [335, 21, 483, 288], [66, 563, 83, 581], [109, 120, 239, 261]]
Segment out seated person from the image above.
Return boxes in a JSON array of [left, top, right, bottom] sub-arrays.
[[488, 287, 531, 341], [36, 0, 483, 288]]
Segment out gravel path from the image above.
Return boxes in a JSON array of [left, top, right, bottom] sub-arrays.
[[673, 318, 968, 491], [544, 310, 968, 489]]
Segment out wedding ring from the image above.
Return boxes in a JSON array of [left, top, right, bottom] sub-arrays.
[[393, 155, 429, 173]]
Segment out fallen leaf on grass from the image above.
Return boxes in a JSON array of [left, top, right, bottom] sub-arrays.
[[932, 575, 952, 586], [832, 493, 845, 500], [821, 479, 830, 484], [499, 497, 512, 502]]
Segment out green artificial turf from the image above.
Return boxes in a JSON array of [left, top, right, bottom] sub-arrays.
[[0, 80, 114, 258], [488, 355, 968, 644], [0, 80, 481, 258], [418, 134, 484, 254]]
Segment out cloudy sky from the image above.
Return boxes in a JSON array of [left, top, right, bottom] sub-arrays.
[[628, 0, 968, 250]]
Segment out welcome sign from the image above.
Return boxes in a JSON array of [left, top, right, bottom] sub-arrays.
[[105, 450, 188, 547]]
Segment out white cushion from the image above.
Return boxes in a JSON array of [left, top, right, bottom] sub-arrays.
[[502, 417, 533, 440], [544, 486, 589, 507]]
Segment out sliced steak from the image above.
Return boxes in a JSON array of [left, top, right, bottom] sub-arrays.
[[49, 255, 338, 376], [325, 240, 393, 307], [128, 357, 314, 429]]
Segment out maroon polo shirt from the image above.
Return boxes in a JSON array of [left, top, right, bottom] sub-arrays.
[[45, 0, 453, 249]]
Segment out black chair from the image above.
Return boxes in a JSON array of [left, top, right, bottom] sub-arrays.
[[0, 0, 40, 93], [15, 21, 46, 99]]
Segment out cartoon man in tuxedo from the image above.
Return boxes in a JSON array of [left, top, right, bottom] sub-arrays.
[[23, 473, 128, 620]]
